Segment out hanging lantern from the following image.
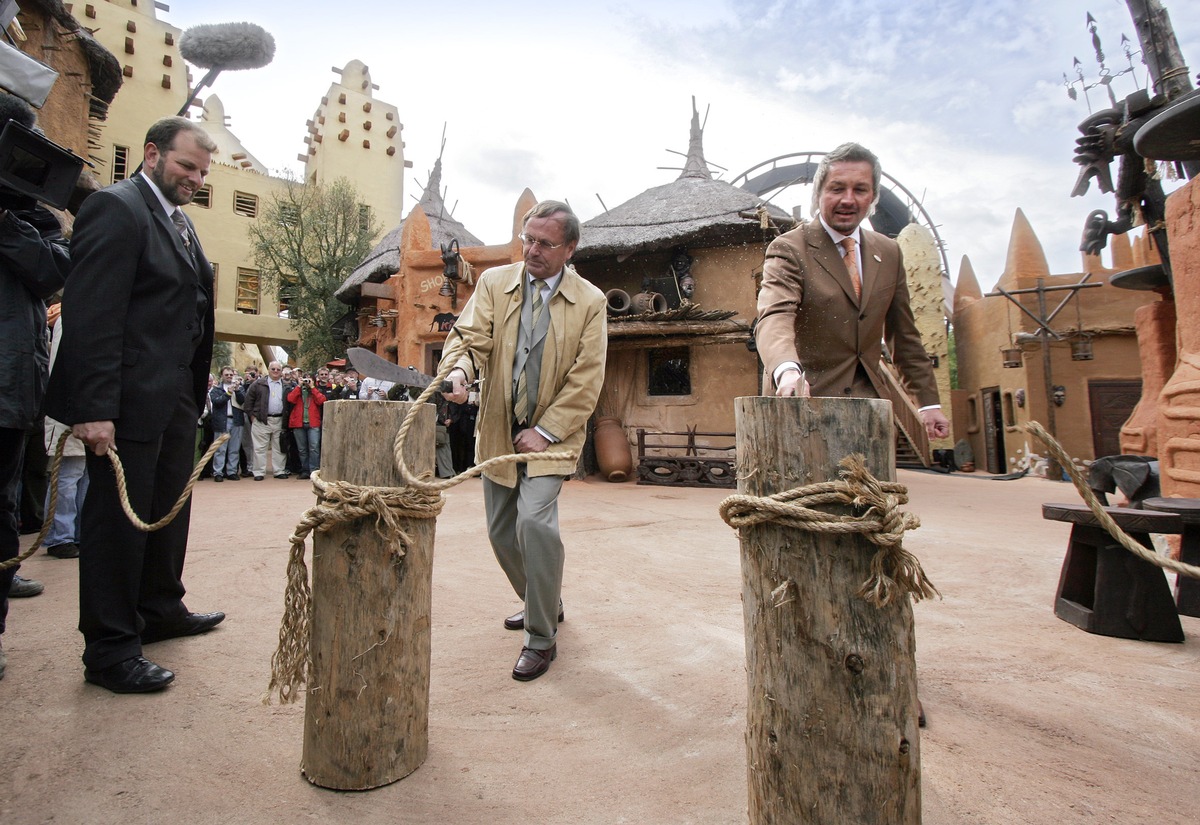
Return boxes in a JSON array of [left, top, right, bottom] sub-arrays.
[[1001, 347, 1023, 368], [1070, 336, 1094, 361]]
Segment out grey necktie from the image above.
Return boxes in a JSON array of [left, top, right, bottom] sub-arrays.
[[513, 283, 545, 425], [171, 209, 191, 250]]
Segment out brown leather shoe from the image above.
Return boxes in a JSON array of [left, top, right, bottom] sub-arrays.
[[503, 606, 565, 631], [512, 644, 556, 681]]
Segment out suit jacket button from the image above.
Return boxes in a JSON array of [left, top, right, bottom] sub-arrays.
[[843, 387, 852, 394]]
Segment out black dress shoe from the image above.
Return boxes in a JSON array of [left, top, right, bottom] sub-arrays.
[[47, 542, 80, 559], [503, 606, 566, 631], [512, 644, 556, 681], [225, 473, 240, 481], [85, 656, 174, 693], [213, 474, 224, 482], [141, 611, 226, 644]]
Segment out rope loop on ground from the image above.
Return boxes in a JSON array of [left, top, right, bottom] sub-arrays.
[[718, 454, 939, 607], [267, 336, 580, 703], [0, 432, 228, 572], [1025, 421, 1200, 581]]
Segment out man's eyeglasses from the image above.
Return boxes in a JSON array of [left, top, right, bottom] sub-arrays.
[[519, 233, 564, 250]]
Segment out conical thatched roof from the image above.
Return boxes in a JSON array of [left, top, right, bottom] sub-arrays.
[[575, 102, 789, 262], [336, 157, 483, 303]]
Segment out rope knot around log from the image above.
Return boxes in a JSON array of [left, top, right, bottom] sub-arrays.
[[267, 470, 446, 705], [266, 338, 582, 706], [718, 454, 940, 607]]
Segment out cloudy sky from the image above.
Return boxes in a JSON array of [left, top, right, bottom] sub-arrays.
[[164, 0, 1197, 288]]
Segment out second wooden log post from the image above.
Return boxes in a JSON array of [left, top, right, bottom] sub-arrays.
[[735, 396, 921, 824], [301, 400, 436, 790]]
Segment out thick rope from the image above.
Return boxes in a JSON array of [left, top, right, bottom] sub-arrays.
[[1025, 421, 1200, 580], [719, 454, 939, 607], [266, 471, 446, 704], [267, 337, 580, 703], [0, 431, 228, 572]]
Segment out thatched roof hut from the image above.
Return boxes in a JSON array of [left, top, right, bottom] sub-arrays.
[[336, 156, 483, 303], [21, 0, 122, 116], [575, 102, 790, 262]]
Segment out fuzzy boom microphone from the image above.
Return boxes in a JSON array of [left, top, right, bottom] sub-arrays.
[[179, 22, 276, 71], [175, 22, 276, 115]]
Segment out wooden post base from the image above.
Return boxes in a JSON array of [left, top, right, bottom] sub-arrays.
[[735, 396, 920, 825], [301, 400, 437, 790]]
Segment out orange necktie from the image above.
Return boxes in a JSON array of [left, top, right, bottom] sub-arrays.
[[840, 238, 861, 299]]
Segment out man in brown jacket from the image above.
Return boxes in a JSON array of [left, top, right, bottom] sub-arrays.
[[755, 142, 949, 440], [442, 200, 607, 681]]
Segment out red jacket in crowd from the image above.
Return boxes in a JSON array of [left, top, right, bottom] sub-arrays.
[[286, 384, 326, 429]]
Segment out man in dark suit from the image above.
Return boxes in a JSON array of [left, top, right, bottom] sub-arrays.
[[755, 142, 950, 440], [45, 117, 225, 693]]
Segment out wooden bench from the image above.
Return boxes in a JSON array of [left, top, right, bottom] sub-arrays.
[[635, 428, 735, 489], [1143, 497, 1200, 618], [1042, 503, 1184, 642]]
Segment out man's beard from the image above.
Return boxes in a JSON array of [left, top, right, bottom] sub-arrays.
[[149, 162, 193, 206]]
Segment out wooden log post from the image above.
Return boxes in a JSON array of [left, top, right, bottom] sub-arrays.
[[735, 396, 920, 824], [301, 400, 436, 790]]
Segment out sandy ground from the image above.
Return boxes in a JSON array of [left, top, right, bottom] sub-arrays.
[[2, 467, 1199, 824]]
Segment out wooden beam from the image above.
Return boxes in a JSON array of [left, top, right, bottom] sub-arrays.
[[360, 282, 395, 300], [607, 332, 749, 351]]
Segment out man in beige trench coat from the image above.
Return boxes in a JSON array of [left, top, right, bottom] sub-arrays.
[[442, 200, 607, 681]]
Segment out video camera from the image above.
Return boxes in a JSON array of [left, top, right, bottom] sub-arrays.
[[0, 119, 85, 211], [0, 15, 88, 212]]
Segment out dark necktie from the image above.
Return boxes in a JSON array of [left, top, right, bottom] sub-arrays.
[[171, 209, 191, 250]]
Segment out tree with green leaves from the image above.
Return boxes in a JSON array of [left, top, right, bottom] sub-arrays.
[[249, 176, 379, 368]]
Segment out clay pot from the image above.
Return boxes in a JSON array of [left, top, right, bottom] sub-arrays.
[[594, 417, 633, 482], [606, 289, 632, 316], [631, 292, 667, 314]]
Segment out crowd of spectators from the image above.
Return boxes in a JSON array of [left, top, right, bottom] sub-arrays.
[[193, 363, 477, 482]]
